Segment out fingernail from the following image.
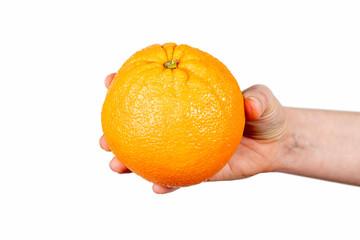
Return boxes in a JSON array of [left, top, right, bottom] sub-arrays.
[[248, 96, 262, 113]]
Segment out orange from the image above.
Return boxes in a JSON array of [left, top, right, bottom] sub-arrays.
[[101, 43, 245, 187]]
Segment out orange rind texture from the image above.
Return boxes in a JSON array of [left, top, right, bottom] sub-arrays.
[[102, 43, 245, 187]]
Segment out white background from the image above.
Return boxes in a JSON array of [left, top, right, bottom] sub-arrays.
[[1, 0, 360, 239]]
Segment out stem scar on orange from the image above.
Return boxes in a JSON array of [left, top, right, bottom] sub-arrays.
[[101, 43, 245, 187]]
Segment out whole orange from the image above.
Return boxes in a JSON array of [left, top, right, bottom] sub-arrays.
[[101, 43, 245, 187]]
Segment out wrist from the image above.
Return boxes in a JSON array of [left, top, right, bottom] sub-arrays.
[[272, 107, 360, 185], [274, 107, 309, 174]]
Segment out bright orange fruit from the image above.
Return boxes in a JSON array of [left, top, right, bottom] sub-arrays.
[[101, 43, 245, 187]]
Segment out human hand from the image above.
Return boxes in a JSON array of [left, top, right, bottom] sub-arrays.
[[100, 73, 289, 194]]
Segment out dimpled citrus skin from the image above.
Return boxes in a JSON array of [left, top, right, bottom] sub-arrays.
[[101, 43, 245, 187]]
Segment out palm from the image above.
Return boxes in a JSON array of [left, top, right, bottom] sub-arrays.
[[209, 137, 280, 181]]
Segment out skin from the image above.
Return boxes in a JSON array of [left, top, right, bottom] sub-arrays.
[[100, 73, 360, 194]]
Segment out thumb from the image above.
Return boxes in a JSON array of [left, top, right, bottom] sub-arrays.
[[242, 85, 286, 141], [242, 84, 275, 120]]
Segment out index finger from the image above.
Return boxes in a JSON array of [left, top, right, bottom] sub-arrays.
[[105, 73, 116, 89]]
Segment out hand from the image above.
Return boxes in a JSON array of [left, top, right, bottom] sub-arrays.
[[100, 73, 290, 194]]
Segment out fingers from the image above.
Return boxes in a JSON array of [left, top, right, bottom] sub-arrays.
[[105, 73, 116, 89], [106, 148, 179, 193], [152, 184, 179, 194], [109, 157, 178, 193], [99, 135, 111, 151], [101, 73, 115, 151], [108, 155, 179, 193], [109, 156, 132, 173], [108, 153, 178, 193]]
